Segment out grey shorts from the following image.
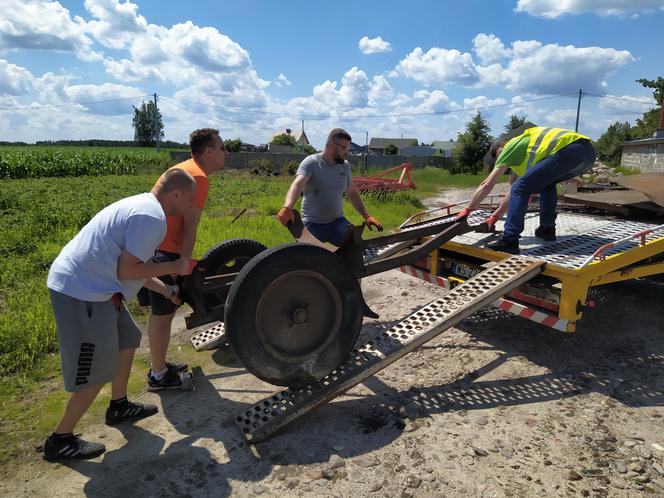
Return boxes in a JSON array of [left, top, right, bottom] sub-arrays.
[[49, 289, 142, 392]]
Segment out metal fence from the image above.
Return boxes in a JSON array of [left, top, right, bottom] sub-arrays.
[[169, 151, 455, 171]]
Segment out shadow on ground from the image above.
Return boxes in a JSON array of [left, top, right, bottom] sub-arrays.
[[61, 278, 663, 496]]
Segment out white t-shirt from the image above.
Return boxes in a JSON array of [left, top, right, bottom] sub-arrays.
[[47, 192, 167, 302]]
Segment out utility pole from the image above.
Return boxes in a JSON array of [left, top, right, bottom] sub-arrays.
[[574, 89, 582, 132], [364, 131, 368, 171], [154, 92, 160, 152]]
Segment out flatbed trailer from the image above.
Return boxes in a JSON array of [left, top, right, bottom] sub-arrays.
[[185, 206, 664, 443], [396, 208, 664, 332]]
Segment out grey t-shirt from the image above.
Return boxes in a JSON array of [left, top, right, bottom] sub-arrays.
[[296, 153, 352, 224]]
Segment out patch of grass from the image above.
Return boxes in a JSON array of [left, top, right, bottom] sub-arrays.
[[613, 165, 640, 176]]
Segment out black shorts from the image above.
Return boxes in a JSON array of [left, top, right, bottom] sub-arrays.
[[145, 250, 183, 316]]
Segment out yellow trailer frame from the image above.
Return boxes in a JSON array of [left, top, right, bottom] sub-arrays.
[[398, 209, 664, 332]]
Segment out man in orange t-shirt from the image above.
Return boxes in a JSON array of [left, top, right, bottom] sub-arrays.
[[146, 128, 227, 390]]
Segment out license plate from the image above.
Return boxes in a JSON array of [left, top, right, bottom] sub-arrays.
[[451, 262, 480, 279]]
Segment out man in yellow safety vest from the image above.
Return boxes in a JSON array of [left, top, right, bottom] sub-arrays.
[[457, 123, 596, 254]]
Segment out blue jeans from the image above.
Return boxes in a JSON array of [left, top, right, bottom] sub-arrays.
[[305, 217, 352, 246], [503, 139, 596, 241]]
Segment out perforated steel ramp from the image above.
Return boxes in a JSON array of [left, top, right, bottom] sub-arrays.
[[234, 255, 545, 443], [190, 323, 227, 351]]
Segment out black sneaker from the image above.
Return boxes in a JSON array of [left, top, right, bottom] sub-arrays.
[[43, 434, 105, 461], [486, 238, 520, 254], [534, 226, 556, 241], [148, 367, 183, 391], [105, 401, 158, 425], [166, 360, 188, 372]]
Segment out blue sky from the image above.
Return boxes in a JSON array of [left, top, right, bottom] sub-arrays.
[[1, 0, 662, 147]]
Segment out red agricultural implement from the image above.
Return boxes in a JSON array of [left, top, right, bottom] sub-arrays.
[[354, 162, 416, 197]]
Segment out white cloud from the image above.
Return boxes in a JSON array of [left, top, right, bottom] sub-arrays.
[[83, 0, 147, 49], [0, 59, 33, 96], [358, 35, 392, 54], [0, 0, 99, 60], [515, 0, 664, 18], [504, 42, 635, 94], [394, 35, 635, 95], [275, 73, 291, 87], [463, 95, 508, 110], [473, 33, 511, 65], [394, 47, 479, 86], [33, 72, 144, 115], [368, 75, 393, 102]]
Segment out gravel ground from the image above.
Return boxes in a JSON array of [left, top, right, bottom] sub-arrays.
[[3, 186, 664, 497]]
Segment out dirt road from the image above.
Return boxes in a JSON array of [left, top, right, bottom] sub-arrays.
[[3, 187, 664, 497]]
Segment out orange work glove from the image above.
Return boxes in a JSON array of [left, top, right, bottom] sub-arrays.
[[485, 214, 498, 227], [455, 207, 471, 221], [277, 207, 294, 226], [365, 215, 383, 231]]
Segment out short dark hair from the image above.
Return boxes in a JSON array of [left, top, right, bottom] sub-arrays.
[[158, 168, 196, 193], [189, 128, 219, 156], [327, 128, 351, 144]]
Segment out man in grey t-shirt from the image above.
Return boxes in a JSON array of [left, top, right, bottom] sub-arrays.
[[278, 128, 383, 318], [278, 128, 382, 246]]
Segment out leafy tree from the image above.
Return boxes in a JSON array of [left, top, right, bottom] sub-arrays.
[[637, 76, 664, 131], [595, 122, 632, 166], [384, 143, 398, 155], [454, 111, 493, 174], [410, 139, 419, 146], [270, 133, 296, 146], [504, 113, 528, 133], [631, 107, 660, 139], [302, 144, 317, 154], [225, 138, 242, 152], [132, 100, 163, 147]]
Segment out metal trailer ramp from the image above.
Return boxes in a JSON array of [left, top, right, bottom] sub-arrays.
[[234, 255, 545, 443]]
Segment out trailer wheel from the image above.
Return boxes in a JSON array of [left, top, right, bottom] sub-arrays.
[[199, 238, 267, 310], [225, 243, 363, 387]]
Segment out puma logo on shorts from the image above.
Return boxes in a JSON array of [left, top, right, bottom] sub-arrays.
[[75, 343, 95, 386]]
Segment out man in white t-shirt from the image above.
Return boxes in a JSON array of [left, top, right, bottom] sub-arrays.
[[43, 168, 197, 462]]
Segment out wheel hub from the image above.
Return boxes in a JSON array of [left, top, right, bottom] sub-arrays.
[[256, 270, 342, 362]]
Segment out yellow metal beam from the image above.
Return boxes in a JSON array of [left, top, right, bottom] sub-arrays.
[[578, 237, 664, 281], [591, 261, 664, 285]]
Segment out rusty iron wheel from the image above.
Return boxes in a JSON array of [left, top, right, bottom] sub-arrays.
[[225, 243, 363, 387]]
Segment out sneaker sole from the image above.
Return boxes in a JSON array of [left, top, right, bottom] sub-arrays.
[[43, 447, 105, 461], [105, 410, 159, 426], [147, 384, 182, 392]]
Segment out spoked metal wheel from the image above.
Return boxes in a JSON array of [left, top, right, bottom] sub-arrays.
[[181, 238, 267, 328], [225, 243, 363, 387], [199, 238, 267, 311]]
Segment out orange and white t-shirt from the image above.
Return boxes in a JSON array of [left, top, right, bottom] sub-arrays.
[[155, 158, 209, 254]]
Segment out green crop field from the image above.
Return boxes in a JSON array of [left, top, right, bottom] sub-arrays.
[[0, 145, 174, 179]]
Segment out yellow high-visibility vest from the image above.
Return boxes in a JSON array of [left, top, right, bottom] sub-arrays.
[[508, 127, 589, 177]]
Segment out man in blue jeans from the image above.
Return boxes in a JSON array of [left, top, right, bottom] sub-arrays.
[[278, 128, 383, 317], [457, 124, 596, 254]]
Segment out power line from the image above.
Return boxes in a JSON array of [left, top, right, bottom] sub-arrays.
[[583, 92, 653, 106], [160, 97, 298, 133], [171, 92, 578, 119], [0, 94, 152, 111], [588, 100, 652, 115]]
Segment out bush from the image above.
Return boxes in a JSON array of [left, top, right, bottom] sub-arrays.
[[249, 159, 281, 176]]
